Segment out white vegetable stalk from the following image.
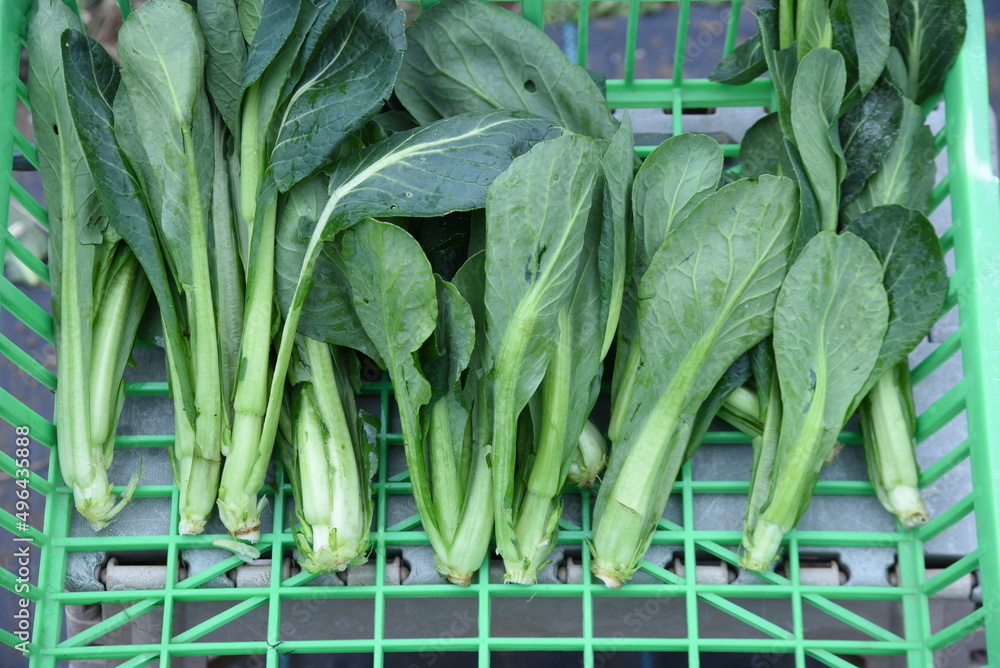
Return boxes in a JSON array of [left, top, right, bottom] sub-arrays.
[[281, 337, 375, 573]]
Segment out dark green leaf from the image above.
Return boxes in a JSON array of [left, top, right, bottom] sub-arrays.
[[845, 205, 948, 404], [844, 98, 935, 216], [838, 80, 904, 208], [830, 0, 890, 110], [740, 112, 783, 179], [709, 33, 768, 85], [891, 0, 966, 104], [780, 139, 823, 261], [317, 111, 560, 238], [396, 0, 618, 141], [197, 0, 247, 133], [631, 133, 723, 277], [270, 0, 405, 192], [790, 47, 846, 233], [242, 0, 302, 90]]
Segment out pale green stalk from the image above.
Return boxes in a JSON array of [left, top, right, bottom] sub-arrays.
[[506, 308, 572, 584]]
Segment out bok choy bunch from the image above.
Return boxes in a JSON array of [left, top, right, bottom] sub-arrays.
[[59, 0, 234, 534], [279, 337, 378, 573], [340, 219, 494, 585], [28, 0, 147, 530], [711, 0, 955, 567], [217, 0, 405, 543], [593, 136, 799, 587]]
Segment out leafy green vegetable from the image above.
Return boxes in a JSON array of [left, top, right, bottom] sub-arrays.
[[741, 231, 889, 571], [846, 205, 947, 526], [340, 220, 493, 584], [593, 174, 799, 588], [843, 98, 935, 218], [739, 113, 783, 180], [830, 0, 890, 110], [197, 0, 247, 134], [112, 0, 224, 535], [396, 0, 618, 142], [708, 33, 768, 85], [790, 47, 846, 234], [262, 112, 561, 494], [890, 0, 967, 104], [483, 134, 600, 583], [280, 338, 378, 573], [610, 133, 723, 443], [219, 0, 405, 542], [838, 80, 904, 208]]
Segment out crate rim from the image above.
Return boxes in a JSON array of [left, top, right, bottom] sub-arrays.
[[0, 0, 998, 666]]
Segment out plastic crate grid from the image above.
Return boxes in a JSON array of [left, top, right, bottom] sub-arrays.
[[1, 0, 998, 666]]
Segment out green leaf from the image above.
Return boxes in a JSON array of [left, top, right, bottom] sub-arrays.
[[343, 219, 437, 397], [28, 0, 101, 289], [598, 111, 635, 359], [342, 218, 440, 544], [116, 0, 210, 286], [774, 230, 888, 444], [709, 33, 768, 85], [484, 134, 599, 406], [764, 230, 888, 523], [739, 112, 783, 179], [796, 0, 832, 61], [274, 175, 379, 362], [830, 0, 890, 110], [593, 175, 799, 586], [421, 277, 476, 403], [637, 176, 799, 408], [237, 0, 263, 45], [270, 0, 405, 192], [790, 47, 846, 233], [838, 80, 904, 209], [484, 135, 599, 567], [242, 0, 303, 90], [891, 0, 966, 104], [317, 111, 560, 238], [779, 140, 823, 261], [197, 0, 247, 133], [612, 132, 722, 441], [844, 98, 935, 216], [845, 205, 948, 403], [452, 250, 488, 377], [632, 133, 723, 278], [61, 30, 195, 418], [396, 0, 618, 142]]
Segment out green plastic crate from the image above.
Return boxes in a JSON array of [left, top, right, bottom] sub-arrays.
[[1, 0, 999, 666]]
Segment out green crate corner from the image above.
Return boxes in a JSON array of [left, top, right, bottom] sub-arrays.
[[1, 0, 999, 666]]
